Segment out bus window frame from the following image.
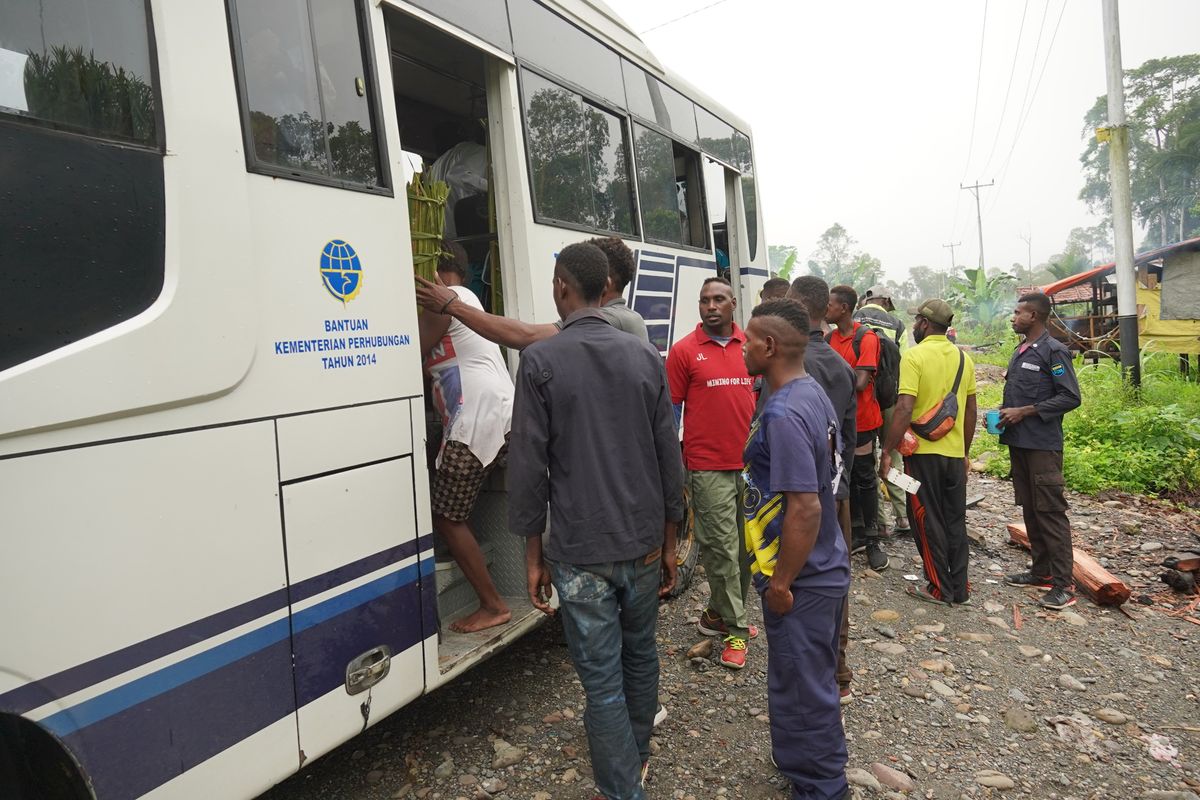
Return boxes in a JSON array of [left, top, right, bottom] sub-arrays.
[[628, 118, 711, 255], [0, 0, 166, 153], [224, 0, 393, 196], [516, 63, 641, 243]]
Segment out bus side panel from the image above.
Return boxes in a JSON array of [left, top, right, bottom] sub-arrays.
[[281, 453, 427, 764], [0, 423, 297, 800]]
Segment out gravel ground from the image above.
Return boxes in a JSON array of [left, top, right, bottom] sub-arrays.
[[262, 468, 1200, 800]]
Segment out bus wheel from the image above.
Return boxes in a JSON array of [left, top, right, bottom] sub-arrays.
[[0, 715, 92, 800], [668, 487, 699, 599]]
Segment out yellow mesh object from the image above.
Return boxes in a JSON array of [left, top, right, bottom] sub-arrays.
[[407, 173, 449, 283]]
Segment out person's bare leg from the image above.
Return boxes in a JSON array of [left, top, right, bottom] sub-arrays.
[[436, 514, 511, 633]]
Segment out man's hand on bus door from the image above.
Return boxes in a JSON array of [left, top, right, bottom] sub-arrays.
[[659, 520, 679, 598], [524, 536, 555, 615], [415, 274, 457, 314]]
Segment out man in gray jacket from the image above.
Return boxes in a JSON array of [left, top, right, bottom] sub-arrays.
[[508, 242, 684, 800]]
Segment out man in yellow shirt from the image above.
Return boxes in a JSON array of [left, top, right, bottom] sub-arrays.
[[879, 300, 977, 605]]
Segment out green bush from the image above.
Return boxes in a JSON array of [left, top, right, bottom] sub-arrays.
[[971, 358, 1200, 496]]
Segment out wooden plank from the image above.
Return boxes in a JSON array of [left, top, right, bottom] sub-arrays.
[[1007, 523, 1131, 606]]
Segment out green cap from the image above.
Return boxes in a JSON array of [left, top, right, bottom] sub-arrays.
[[909, 298, 954, 326]]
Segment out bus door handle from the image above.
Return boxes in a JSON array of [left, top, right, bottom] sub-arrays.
[[345, 646, 392, 695]]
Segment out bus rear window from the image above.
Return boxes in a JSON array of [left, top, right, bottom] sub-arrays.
[[0, 0, 158, 145], [229, 0, 384, 188]]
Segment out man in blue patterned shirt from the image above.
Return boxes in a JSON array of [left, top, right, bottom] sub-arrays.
[[741, 298, 850, 800]]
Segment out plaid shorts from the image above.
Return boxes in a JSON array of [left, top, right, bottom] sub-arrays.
[[431, 439, 507, 522]]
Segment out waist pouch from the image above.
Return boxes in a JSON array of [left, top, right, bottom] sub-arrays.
[[910, 350, 965, 441]]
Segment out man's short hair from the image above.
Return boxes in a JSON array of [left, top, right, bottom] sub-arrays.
[[788, 275, 829, 327], [829, 284, 858, 312], [751, 298, 810, 341], [761, 277, 789, 299], [587, 236, 636, 292], [556, 242, 609, 302], [1018, 291, 1052, 321], [436, 240, 469, 282], [702, 276, 733, 293]]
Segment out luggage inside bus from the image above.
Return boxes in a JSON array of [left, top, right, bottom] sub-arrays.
[[386, 9, 538, 676]]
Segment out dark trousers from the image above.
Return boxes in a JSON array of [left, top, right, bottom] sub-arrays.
[[906, 454, 969, 603], [763, 588, 849, 800], [849, 428, 880, 541], [1010, 447, 1074, 589], [835, 499, 852, 688]]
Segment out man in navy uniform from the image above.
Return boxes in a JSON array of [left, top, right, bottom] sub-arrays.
[[998, 292, 1082, 610]]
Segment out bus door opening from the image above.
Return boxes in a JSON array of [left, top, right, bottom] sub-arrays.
[[384, 9, 535, 679]]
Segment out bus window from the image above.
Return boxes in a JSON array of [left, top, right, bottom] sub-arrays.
[[734, 131, 757, 260], [229, 0, 384, 188], [621, 60, 697, 146], [633, 124, 706, 249], [520, 68, 635, 237], [0, 0, 158, 145]]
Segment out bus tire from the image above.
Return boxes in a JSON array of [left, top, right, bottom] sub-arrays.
[[0, 714, 92, 800], [668, 487, 699, 599]]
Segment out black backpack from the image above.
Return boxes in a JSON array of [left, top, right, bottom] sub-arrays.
[[827, 325, 901, 410]]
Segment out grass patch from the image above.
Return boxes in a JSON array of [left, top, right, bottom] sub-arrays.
[[970, 356, 1200, 496]]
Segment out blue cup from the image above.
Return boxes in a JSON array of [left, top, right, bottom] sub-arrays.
[[985, 409, 1003, 434]]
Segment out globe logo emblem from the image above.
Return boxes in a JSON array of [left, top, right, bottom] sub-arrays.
[[319, 239, 363, 304]]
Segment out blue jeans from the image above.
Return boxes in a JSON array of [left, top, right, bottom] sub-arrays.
[[762, 587, 849, 800], [548, 554, 660, 800]]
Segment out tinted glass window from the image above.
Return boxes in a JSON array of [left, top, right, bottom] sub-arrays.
[[523, 70, 634, 235], [634, 123, 704, 247], [232, 0, 382, 187], [509, 0, 624, 107], [734, 131, 757, 260], [696, 106, 736, 164], [622, 60, 696, 144], [0, 0, 157, 145]]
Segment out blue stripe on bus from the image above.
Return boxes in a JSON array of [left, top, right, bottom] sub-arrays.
[[0, 534, 433, 717], [64, 570, 430, 800], [639, 249, 675, 262], [739, 266, 770, 277], [39, 558, 432, 739], [677, 255, 717, 271], [636, 275, 674, 293]]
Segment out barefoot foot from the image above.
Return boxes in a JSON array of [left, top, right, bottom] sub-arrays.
[[449, 606, 512, 633]]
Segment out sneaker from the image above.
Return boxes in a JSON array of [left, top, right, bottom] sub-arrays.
[[893, 517, 911, 533], [653, 704, 668, 728], [719, 636, 747, 669], [849, 536, 867, 555], [839, 686, 853, 705], [1005, 572, 1053, 590], [697, 609, 759, 639], [866, 541, 890, 571], [955, 596, 973, 607], [1039, 587, 1077, 610]]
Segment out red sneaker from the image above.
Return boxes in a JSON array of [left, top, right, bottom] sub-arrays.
[[719, 636, 747, 669]]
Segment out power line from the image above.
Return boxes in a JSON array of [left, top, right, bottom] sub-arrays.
[[960, 0, 990, 181], [980, 0, 1030, 176], [984, 0, 1069, 215], [639, 0, 733, 35], [962, 180, 995, 269]]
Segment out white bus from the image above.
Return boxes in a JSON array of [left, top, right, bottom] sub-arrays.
[[0, 1, 768, 797]]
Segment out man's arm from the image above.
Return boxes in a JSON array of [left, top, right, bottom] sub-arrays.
[[506, 357, 551, 538], [852, 329, 879, 392], [418, 306, 452, 359], [963, 393, 977, 460], [879, 394, 915, 479], [416, 275, 557, 350], [765, 491, 822, 615]]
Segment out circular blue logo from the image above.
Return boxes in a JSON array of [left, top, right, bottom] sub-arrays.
[[320, 239, 362, 304]]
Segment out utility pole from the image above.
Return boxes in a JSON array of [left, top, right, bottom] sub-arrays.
[[942, 241, 961, 294], [1101, 0, 1140, 386], [1018, 231, 1032, 288], [961, 180, 995, 271]]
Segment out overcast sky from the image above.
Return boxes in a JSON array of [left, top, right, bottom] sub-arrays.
[[604, 0, 1200, 283]]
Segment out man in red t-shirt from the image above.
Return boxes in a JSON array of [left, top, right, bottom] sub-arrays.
[[826, 284, 890, 572], [667, 277, 757, 669]]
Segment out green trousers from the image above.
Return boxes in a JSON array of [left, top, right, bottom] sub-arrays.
[[877, 404, 908, 528], [690, 470, 751, 639]]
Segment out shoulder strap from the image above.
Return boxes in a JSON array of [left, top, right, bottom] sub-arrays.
[[852, 325, 868, 359], [950, 349, 965, 393]]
